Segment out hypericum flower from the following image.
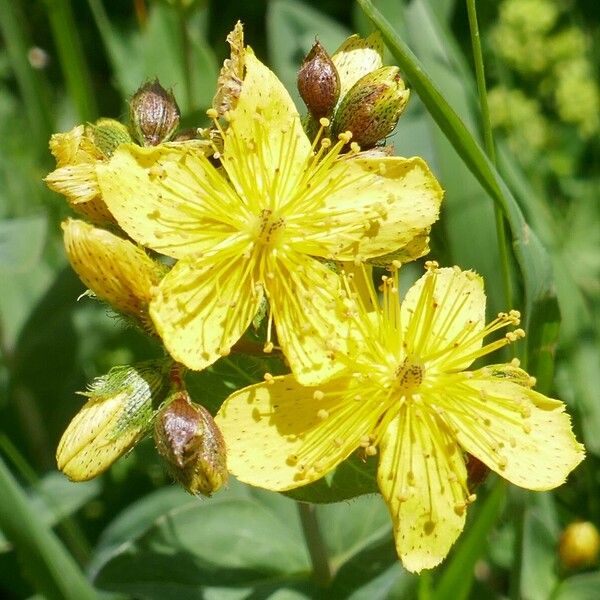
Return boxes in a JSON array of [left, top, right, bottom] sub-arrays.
[[96, 48, 443, 385], [45, 119, 132, 224], [62, 219, 166, 331], [215, 263, 585, 572]]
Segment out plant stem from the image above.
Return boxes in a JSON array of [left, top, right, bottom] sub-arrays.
[[0, 455, 98, 600], [45, 0, 98, 122], [0, 0, 53, 154], [466, 0, 513, 312], [176, 1, 193, 112], [297, 502, 332, 587]]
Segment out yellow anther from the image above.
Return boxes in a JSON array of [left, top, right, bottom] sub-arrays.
[[425, 260, 439, 271], [319, 117, 330, 127], [206, 108, 218, 119], [320, 138, 332, 149], [263, 341, 274, 353], [317, 409, 329, 420], [350, 141, 361, 153], [264, 372, 275, 384], [365, 445, 378, 456], [313, 390, 325, 401]]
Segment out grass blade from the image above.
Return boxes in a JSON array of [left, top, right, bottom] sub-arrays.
[[0, 455, 98, 600]]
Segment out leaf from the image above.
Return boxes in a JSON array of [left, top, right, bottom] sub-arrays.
[[89, 479, 316, 598], [0, 215, 47, 273], [553, 573, 600, 600], [284, 454, 378, 504]]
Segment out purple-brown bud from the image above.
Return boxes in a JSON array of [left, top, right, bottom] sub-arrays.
[[297, 40, 340, 120], [332, 66, 410, 148], [154, 391, 228, 496], [129, 79, 180, 146]]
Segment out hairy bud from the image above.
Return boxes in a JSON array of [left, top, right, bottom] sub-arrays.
[[57, 360, 169, 481], [155, 391, 228, 496], [332, 66, 410, 148], [297, 40, 340, 119], [129, 79, 180, 146]]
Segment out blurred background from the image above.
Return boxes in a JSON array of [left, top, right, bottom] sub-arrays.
[[1, 0, 599, 598]]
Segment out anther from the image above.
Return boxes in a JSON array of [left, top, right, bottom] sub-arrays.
[[424, 260, 439, 271], [263, 341, 274, 353], [319, 117, 330, 128], [206, 108, 218, 119], [365, 445, 377, 456], [317, 409, 329, 420], [264, 372, 275, 384], [313, 390, 325, 401]]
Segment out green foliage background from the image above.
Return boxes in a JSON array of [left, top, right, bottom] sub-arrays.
[[1, 0, 599, 598]]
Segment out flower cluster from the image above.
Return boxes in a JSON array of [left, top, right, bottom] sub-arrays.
[[46, 22, 583, 572]]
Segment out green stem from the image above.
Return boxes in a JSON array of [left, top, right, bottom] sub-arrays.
[[0, 0, 53, 153], [466, 0, 512, 313], [297, 502, 332, 587], [418, 570, 433, 600], [176, 1, 193, 112], [0, 455, 98, 600], [45, 0, 98, 122]]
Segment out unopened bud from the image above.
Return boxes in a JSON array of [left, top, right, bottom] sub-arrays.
[[57, 360, 169, 481], [155, 391, 228, 496], [62, 219, 165, 331], [130, 79, 180, 146], [332, 66, 410, 148], [87, 118, 132, 157], [559, 521, 600, 570], [297, 40, 340, 120]]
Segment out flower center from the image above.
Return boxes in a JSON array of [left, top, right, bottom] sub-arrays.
[[393, 357, 424, 395], [254, 208, 286, 247]]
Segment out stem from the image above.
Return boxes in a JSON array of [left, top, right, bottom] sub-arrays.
[[418, 570, 433, 600], [297, 502, 332, 587], [0, 455, 98, 600], [45, 0, 98, 122], [176, 1, 193, 112], [466, 0, 513, 312], [0, 0, 53, 153]]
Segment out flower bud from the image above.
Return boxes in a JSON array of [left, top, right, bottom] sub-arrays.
[[559, 521, 600, 570], [129, 79, 180, 146], [57, 360, 169, 481], [87, 118, 132, 157], [332, 66, 410, 148], [62, 219, 166, 331], [297, 40, 340, 120], [155, 391, 228, 496]]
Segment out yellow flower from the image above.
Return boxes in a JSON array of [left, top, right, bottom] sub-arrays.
[[62, 219, 165, 331], [45, 119, 132, 224], [215, 264, 585, 572], [96, 49, 443, 385]]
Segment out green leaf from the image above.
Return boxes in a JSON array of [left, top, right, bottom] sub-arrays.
[[267, 0, 350, 107], [0, 456, 98, 600], [284, 454, 378, 503], [89, 479, 315, 598], [553, 572, 600, 600]]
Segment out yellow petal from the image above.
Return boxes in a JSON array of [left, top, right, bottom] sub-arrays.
[[402, 267, 486, 369], [441, 376, 585, 490], [222, 50, 312, 206], [266, 252, 348, 385], [62, 219, 163, 325], [57, 392, 143, 481], [332, 33, 384, 99], [48, 125, 103, 166], [378, 407, 468, 572], [150, 255, 263, 371], [212, 20, 245, 115], [97, 144, 241, 259], [216, 374, 367, 490], [301, 157, 442, 262]]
